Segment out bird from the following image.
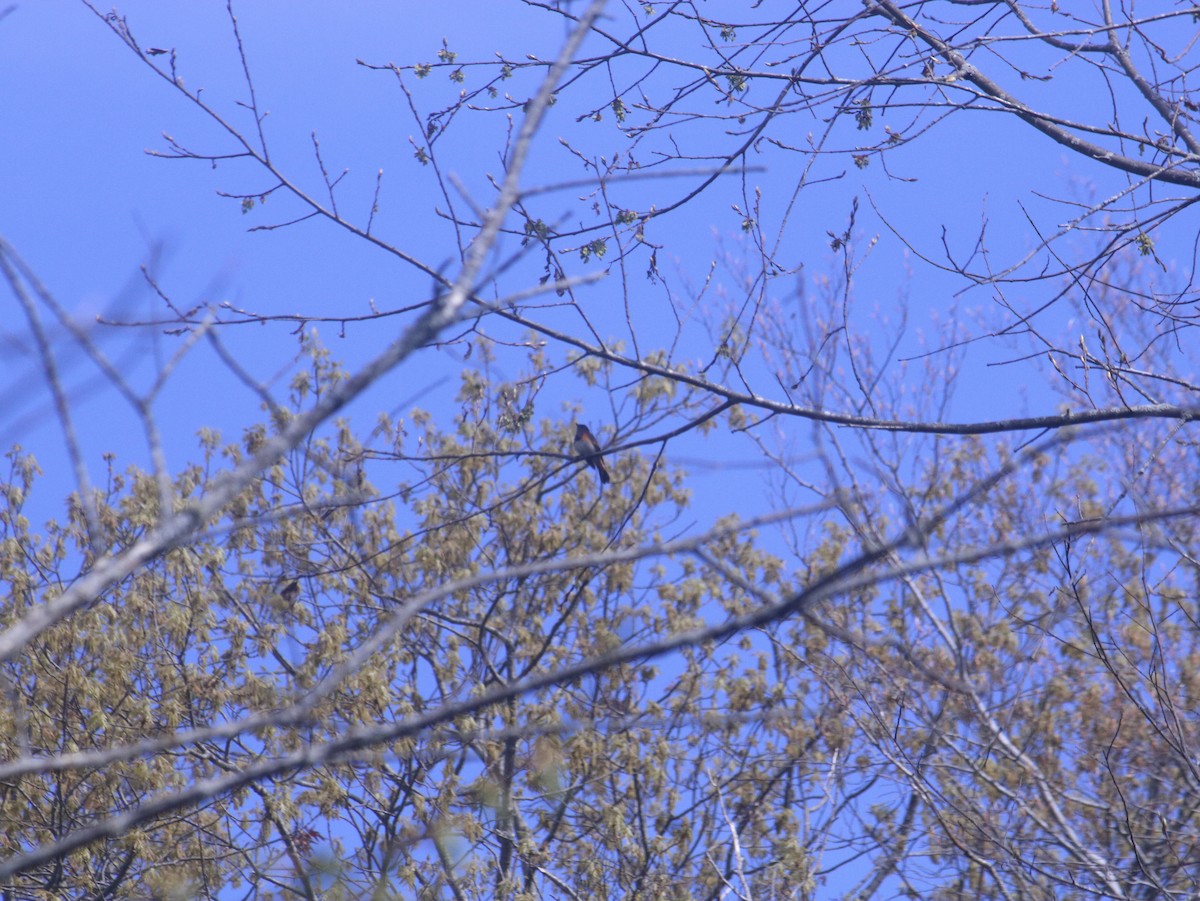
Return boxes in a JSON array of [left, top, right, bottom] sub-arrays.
[[573, 423, 611, 485]]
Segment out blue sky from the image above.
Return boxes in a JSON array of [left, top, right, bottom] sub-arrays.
[[3, 3, 561, 482], [5, 1, 1195, 575], [2, 0, 1195, 620]]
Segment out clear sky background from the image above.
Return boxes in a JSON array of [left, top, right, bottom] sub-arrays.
[[2, 1, 1193, 549]]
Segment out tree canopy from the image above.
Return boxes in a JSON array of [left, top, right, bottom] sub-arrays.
[[3, 1, 1200, 898]]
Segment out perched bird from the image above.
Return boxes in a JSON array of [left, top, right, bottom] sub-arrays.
[[573, 423, 611, 485]]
